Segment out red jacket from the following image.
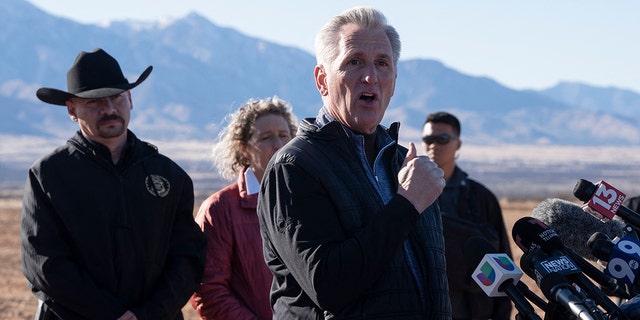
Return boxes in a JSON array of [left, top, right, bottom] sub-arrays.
[[190, 168, 272, 319]]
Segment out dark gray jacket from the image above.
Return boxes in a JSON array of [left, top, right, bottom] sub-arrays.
[[258, 119, 451, 319], [21, 131, 206, 320], [439, 166, 512, 320]]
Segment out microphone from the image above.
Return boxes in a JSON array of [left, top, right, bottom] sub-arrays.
[[519, 249, 588, 320], [519, 247, 603, 320], [532, 198, 625, 262], [573, 179, 640, 230], [512, 217, 631, 317], [588, 232, 640, 288], [465, 236, 543, 320], [588, 232, 616, 263], [513, 216, 631, 300], [541, 274, 603, 320]]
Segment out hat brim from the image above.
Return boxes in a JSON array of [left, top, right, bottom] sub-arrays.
[[36, 66, 153, 106]]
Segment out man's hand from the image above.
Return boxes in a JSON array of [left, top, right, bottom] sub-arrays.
[[397, 142, 445, 213]]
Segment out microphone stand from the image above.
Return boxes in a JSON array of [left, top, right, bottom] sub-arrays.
[[516, 281, 548, 312], [500, 280, 542, 320]]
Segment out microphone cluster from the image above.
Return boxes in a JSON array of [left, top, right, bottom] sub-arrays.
[[468, 178, 640, 320]]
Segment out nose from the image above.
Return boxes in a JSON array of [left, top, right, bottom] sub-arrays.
[[423, 140, 437, 152], [427, 142, 441, 149], [100, 97, 118, 114], [361, 66, 377, 84]]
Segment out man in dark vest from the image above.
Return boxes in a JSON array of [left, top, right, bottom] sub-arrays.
[[423, 111, 512, 320]]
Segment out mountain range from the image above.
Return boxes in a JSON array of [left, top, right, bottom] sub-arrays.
[[2, 0, 640, 146]]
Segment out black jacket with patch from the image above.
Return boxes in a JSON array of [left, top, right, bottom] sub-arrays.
[[21, 131, 206, 320]]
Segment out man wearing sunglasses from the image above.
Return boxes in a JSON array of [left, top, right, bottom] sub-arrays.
[[422, 111, 512, 320]]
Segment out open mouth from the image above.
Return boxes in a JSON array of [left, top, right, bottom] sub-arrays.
[[360, 93, 375, 102]]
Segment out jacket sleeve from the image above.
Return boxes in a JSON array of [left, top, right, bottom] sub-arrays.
[[21, 168, 128, 320], [131, 175, 207, 319], [258, 161, 420, 313], [190, 194, 260, 319]]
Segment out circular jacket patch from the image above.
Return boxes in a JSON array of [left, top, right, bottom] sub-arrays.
[[145, 175, 170, 197]]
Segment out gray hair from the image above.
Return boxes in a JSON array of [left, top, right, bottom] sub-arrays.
[[211, 96, 298, 181], [314, 6, 401, 68]]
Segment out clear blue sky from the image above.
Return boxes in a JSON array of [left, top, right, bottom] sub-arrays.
[[27, 0, 640, 93]]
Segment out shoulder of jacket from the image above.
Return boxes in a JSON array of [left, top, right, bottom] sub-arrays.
[[143, 141, 158, 151]]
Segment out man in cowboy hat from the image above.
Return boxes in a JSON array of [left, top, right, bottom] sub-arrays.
[[21, 48, 206, 320]]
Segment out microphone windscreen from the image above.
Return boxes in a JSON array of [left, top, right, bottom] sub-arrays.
[[573, 179, 596, 202], [532, 198, 625, 261], [586, 232, 610, 251], [587, 232, 614, 261]]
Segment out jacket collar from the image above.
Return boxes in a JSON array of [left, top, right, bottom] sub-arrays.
[[67, 130, 158, 167], [299, 116, 400, 144]]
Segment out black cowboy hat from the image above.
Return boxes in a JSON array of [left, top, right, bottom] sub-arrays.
[[36, 48, 153, 106]]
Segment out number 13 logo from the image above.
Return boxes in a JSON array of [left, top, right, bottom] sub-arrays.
[[588, 181, 625, 220]]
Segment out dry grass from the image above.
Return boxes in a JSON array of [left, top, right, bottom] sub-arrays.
[[0, 197, 548, 320]]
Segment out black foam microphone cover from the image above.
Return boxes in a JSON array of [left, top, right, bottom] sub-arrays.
[[573, 179, 597, 203], [587, 232, 615, 262]]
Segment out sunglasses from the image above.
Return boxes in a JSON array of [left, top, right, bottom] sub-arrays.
[[422, 133, 458, 145]]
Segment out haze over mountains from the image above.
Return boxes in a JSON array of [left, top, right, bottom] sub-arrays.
[[2, 0, 640, 146]]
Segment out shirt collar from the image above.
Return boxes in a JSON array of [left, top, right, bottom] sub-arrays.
[[244, 167, 261, 195], [446, 166, 468, 189], [315, 106, 333, 128]]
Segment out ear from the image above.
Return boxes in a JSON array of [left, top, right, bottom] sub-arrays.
[[126, 90, 133, 110], [314, 65, 328, 96], [456, 139, 462, 151], [65, 100, 78, 122]]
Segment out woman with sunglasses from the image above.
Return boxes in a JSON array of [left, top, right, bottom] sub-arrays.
[[422, 111, 513, 320]]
